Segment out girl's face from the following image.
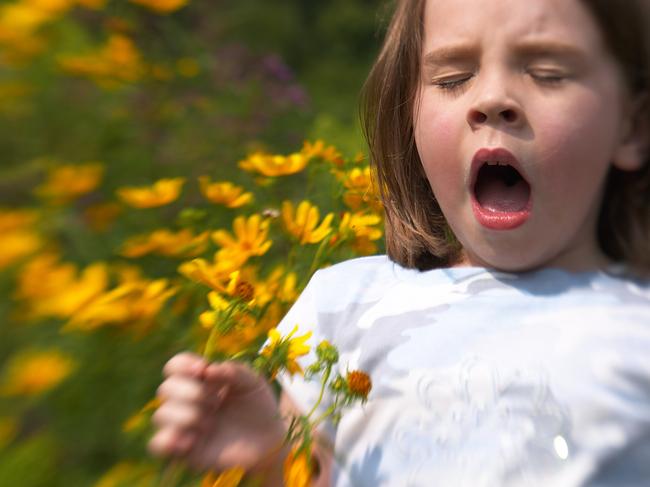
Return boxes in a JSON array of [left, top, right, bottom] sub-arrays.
[[414, 0, 643, 271]]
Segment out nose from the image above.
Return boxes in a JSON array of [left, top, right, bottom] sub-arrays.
[[466, 73, 525, 130]]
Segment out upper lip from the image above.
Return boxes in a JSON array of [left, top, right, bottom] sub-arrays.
[[469, 147, 529, 190]]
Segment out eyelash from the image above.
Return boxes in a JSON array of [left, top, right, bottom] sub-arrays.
[[431, 71, 566, 93], [528, 72, 566, 84], [432, 76, 473, 94]]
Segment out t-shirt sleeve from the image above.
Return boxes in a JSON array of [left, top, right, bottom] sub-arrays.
[[273, 269, 337, 439]]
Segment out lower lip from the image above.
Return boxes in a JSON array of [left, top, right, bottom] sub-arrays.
[[471, 199, 531, 230]]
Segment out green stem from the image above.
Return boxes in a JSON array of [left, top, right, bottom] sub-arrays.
[[305, 365, 331, 420], [311, 403, 336, 430], [306, 233, 332, 282], [203, 324, 219, 359], [286, 244, 298, 271], [203, 301, 238, 359], [158, 460, 183, 487]]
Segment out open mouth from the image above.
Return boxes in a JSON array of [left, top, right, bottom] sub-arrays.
[[474, 163, 531, 212], [470, 148, 532, 230]]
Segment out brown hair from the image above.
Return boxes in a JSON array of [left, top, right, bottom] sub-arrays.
[[361, 0, 650, 274]]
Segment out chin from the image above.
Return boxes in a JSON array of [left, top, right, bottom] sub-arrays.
[[462, 243, 550, 273]]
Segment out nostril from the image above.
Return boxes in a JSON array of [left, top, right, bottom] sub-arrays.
[[501, 109, 517, 123], [472, 111, 488, 124]]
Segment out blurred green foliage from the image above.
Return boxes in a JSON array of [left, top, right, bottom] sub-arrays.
[[0, 0, 385, 202], [0, 0, 387, 485]]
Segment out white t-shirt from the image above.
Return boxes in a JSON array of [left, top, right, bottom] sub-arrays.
[[276, 255, 650, 487]]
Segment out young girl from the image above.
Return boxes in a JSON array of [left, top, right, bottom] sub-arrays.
[[149, 0, 650, 485]]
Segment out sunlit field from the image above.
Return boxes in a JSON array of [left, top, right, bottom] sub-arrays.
[[0, 1, 383, 485]]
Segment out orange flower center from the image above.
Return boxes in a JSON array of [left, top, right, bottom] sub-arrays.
[[234, 281, 255, 302], [346, 370, 372, 398]]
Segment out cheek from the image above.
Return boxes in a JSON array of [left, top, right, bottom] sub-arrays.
[[531, 94, 620, 221], [533, 92, 620, 178], [415, 105, 464, 188]]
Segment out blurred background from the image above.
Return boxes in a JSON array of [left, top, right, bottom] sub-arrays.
[[0, 0, 385, 485]]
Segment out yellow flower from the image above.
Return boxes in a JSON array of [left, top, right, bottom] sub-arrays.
[[253, 267, 298, 306], [238, 151, 308, 177], [199, 176, 253, 208], [15, 253, 70, 300], [103, 34, 143, 78], [201, 305, 270, 357], [34, 162, 103, 204], [261, 325, 311, 377], [351, 236, 379, 256], [15, 253, 72, 303], [64, 272, 178, 332], [335, 211, 383, 255], [0, 208, 38, 231], [0, 230, 41, 270], [120, 229, 209, 258], [224, 271, 256, 303], [275, 271, 298, 303], [179, 258, 226, 291], [283, 447, 313, 487], [198, 292, 230, 329], [211, 214, 272, 262], [340, 166, 382, 211], [15, 254, 109, 320], [338, 212, 382, 240], [282, 200, 334, 245], [178, 251, 244, 291], [0, 2, 55, 61], [197, 267, 293, 330], [342, 166, 372, 189], [301, 139, 343, 166], [0, 4, 50, 36], [58, 34, 144, 85], [0, 349, 75, 396], [117, 177, 185, 208], [43, 262, 109, 318], [26, 0, 74, 14], [0, 0, 71, 39], [129, 0, 188, 14], [200, 468, 245, 487]]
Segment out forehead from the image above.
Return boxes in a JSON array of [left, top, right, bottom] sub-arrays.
[[422, 0, 605, 52]]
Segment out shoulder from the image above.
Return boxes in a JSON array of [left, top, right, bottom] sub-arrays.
[[577, 268, 650, 307], [314, 255, 395, 282], [308, 255, 400, 306]]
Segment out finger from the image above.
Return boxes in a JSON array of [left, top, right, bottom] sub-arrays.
[[157, 375, 203, 403], [163, 352, 206, 379], [148, 426, 194, 458], [203, 361, 265, 392], [152, 401, 202, 430]]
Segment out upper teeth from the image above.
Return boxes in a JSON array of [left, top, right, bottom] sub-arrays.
[[485, 161, 507, 166]]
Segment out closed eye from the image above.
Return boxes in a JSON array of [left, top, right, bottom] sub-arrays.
[[431, 75, 473, 93], [528, 70, 567, 85]]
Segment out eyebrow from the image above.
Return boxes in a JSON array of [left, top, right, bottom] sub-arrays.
[[422, 44, 477, 66], [513, 40, 588, 61], [422, 41, 587, 66]]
